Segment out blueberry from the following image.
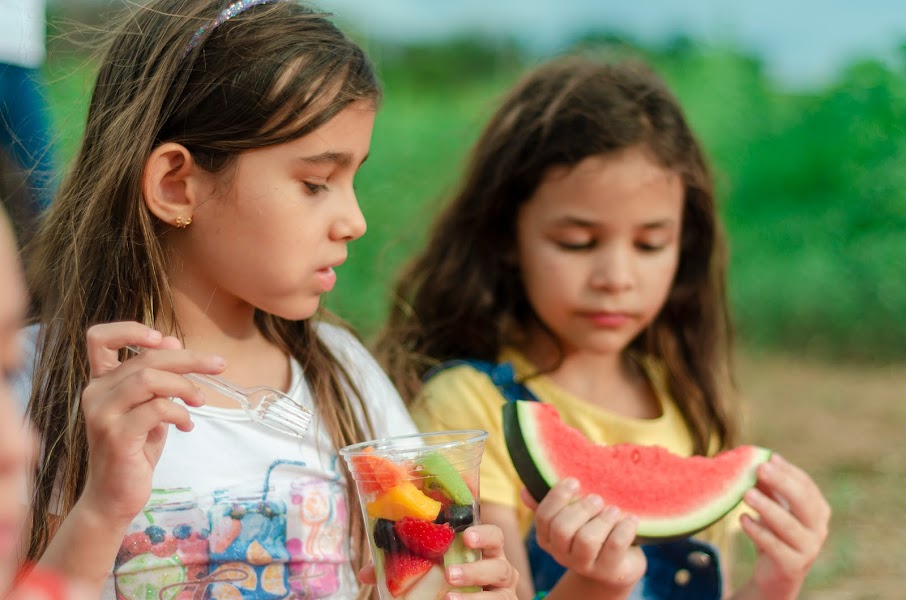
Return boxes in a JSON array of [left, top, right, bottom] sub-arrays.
[[229, 504, 247, 519], [443, 505, 474, 532], [145, 525, 167, 544], [173, 524, 192, 540], [372, 518, 401, 552]]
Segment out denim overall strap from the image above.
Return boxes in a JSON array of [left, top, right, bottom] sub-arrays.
[[423, 359, 540, 403]]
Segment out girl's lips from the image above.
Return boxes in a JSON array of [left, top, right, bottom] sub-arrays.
[[584, 312, 632, 328], [316, 267, 337, 292]]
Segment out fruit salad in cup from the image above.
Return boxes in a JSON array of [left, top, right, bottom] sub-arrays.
[[347, 439, 483, 600]]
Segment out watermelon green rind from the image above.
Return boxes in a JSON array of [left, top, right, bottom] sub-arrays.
[[503, 401, 773, 541], [634, 445, 772, 540], [502, 402, 551, 504]]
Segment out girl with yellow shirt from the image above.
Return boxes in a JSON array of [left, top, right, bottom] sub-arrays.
[[376, 56, 830, 600]]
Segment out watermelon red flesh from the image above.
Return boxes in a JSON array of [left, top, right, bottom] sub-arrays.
[[503, 401, 772, 540]]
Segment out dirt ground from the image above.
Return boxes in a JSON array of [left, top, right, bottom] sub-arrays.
[[732, 352, 905, 599]]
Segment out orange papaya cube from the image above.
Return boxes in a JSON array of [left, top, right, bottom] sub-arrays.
[[365, 481, 442, 522]]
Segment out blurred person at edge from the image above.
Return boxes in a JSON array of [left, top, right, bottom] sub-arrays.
[[0, 0, 58, 232], [0, 205, 86, 600]]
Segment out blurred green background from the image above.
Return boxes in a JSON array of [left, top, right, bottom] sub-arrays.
[[37, 2, 906, 362], [7, 2, 905, 597]]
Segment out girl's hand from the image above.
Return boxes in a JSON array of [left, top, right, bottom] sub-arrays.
[[444, 524, 518, 597], [357, 524, 518, 598], [737, 454, 831, 600], [528, 479, 646, 596], [77, 321, 225, 525]]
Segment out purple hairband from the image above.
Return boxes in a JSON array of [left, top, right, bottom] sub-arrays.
[[183, 0, 281, 58]]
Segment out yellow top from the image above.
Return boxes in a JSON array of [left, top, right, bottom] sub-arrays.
[[409, 348, 740, 555]]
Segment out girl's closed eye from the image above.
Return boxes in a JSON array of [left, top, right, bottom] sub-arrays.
[[556, 239, 596, 251], [636, 240, 668, 252], [553, 231, 596, 251], [303, 181, 329, 194]]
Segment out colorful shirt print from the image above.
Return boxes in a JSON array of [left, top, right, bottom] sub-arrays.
[[112, 462, 349, 600]]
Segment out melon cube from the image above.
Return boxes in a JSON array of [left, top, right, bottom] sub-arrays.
[[366, 482, 442, 522]]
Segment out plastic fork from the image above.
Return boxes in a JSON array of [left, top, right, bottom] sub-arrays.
[[126, 346, 313, 439]]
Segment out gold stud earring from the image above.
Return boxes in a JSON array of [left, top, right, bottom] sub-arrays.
[[175, 216, 192, 228]]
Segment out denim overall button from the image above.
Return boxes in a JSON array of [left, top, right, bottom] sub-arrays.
[[674, 568, 691, 586], [687, 550, 712, 568]]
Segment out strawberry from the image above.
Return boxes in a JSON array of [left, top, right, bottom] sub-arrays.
[[383, 550, 433, 598], [394, 517, 454, 561]]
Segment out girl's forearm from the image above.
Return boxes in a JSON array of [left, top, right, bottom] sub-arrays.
[[542, 570, 633, 600], [727, 580, 799, 600], [37, 499, 131, 596]]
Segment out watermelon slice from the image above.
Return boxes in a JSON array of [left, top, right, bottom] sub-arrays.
[[350, 447, 412, 495], [503, 401, 771, 541]]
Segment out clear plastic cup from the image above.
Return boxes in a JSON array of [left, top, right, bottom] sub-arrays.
[[340, 430, 488, 600]]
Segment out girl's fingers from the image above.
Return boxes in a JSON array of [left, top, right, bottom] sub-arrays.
[[95, 368, 208, 413], [446, 557, 515, 591], [533, 478, 579, 546], [356, 563, 376, 585], [450, 526, 517, 591], [85, 322, 166, 377], [744, 488, 808, 551], [461, 525, 502, 556], [87, 350, 226, 412], [118, 397, 196, 437], [570, 506, 620, 565], [122, 348, 226, 381], [601, 515, 638, 556], [740, 512, 799, 567], [546, 494, 606, 556], [519, 487, 538, 511], [758, 455, 831, 533]]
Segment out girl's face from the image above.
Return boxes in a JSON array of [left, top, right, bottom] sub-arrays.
[[515, 146, 684, 358], [172, 101, 375, 322], [0, 219, 32, 586]]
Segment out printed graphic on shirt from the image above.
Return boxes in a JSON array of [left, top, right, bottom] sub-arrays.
[[112, 460, 349, 600]]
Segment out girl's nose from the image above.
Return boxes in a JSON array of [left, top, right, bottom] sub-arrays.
[[331, 189, 367, 242], [590, 245, 634, 292]]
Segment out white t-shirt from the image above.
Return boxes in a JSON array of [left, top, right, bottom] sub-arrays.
[[0, 0, 46, 68], [19, 322, 419, 599]]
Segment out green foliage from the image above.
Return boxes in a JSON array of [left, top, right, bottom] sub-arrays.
[[39, 34, 906, 360]]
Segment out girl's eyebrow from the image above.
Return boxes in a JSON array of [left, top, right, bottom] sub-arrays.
[[551, 216, 598, 227], [297, 151, 370, 168], [641, 219, 676, 229]]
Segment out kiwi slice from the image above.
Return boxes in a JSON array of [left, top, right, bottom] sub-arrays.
[[417, 452, 474, 505], [443, 533, 480, 593]]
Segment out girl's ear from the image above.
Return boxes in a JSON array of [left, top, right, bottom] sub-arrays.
[[142, 143, 211, 227]]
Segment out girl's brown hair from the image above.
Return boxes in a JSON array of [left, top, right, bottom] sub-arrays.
[[25, 0, 379, 581], [376, 55, 737, 455]]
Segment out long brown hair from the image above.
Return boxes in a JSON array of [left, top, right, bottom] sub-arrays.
[[25, 0, 378, 578], [376, 55, 737, 455]]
